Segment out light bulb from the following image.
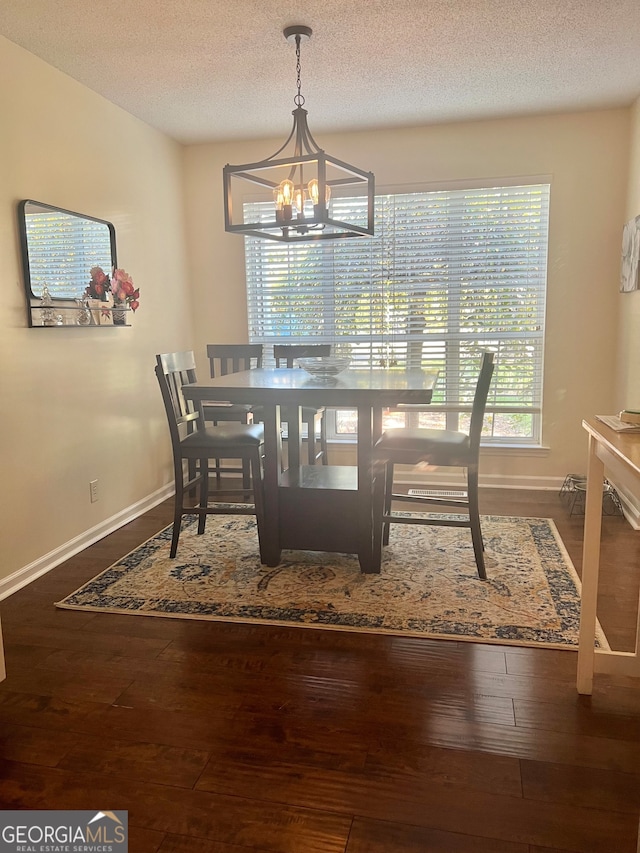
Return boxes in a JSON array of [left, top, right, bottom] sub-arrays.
[[294, 187, 305, 217], [308, 179, 320, 205], [280, 180, 294, 205], [275, 180, 294, 223], [308, 179, 331, 207]]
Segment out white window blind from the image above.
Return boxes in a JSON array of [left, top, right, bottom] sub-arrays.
[[245, 184, 549, 443]]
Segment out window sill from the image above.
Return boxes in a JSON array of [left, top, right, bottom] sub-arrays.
[[481, 444, 550, 456]]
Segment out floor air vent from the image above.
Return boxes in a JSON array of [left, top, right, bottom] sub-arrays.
[[407, 489, 468, 498]]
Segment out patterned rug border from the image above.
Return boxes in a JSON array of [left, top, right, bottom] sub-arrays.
[[55, 515, 609, 651]]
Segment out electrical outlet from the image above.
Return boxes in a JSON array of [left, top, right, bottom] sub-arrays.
[[89, 479, 99, 503]]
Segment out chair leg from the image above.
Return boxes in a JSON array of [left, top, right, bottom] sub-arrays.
[[242, 459, 251, 496], [241, 410, 252, 496], [382, 462, 394, 546], [306, 414, 318, 465], [467, 467, 486, 580], [320, 412, 328, 465], [187, 459, 197, 498], [372, 459, 387, 570], [197, 458, 208, 535], [170, 462, 185, 559], [250, 449, 267, 564]]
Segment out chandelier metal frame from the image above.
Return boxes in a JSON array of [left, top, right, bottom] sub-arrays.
[[223, 25, 375, 242]]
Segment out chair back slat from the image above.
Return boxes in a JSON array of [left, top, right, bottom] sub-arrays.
[[206, 344, 263, 377], [273, 344, 331, 368], [468, 352, 495, 451], [155, 352, 203, 446]]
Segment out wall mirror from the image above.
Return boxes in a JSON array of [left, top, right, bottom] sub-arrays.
[[18, 199, 117, 327]]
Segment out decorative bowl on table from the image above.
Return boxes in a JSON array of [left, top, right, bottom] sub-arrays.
[[296, 356, 351, 379]]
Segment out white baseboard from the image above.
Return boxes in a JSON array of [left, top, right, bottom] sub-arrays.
[[395, 469, 565, 491], [609, 481, 640, 530], [397, 469, 639, 527], [0, 483, 174, 601]]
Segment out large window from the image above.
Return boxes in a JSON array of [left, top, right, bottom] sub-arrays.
[[245, 183, 549, 444]]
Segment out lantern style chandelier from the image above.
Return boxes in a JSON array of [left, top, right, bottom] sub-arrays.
[[223, 25, 375, 242]]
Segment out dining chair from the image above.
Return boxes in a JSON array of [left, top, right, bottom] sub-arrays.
[[273, 343, 331, 465], [205, 344, 264, 484], [372, 352, 495, 579], [204, 344, 263, 423], [155, 351, 265, 559]]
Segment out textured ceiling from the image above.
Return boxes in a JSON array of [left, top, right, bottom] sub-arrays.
[[1, 0, 640, 144]]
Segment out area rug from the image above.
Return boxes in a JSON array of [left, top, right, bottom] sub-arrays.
[[56, 515, 608, 650]]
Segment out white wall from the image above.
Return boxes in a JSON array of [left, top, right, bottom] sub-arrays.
[[184, 109, 630, 486], [0, 36, 192, 587], [616, 96, 640, 410]]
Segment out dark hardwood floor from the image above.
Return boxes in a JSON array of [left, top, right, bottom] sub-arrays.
[[1, 488, 639, 852]]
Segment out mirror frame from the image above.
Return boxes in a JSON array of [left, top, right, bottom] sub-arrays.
[[17, 199, 118, 328]]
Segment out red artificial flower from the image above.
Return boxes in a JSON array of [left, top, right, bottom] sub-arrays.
[[86, 266, 111, 300], [109, 268, 140, 312]]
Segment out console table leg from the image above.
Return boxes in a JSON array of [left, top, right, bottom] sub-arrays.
[[577, 434, 605, 694]]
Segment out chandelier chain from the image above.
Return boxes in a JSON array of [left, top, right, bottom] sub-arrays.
[[294, 35, 305, 108]]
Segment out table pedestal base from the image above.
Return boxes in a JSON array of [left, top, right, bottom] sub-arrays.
[[263, 465, 378, 573]]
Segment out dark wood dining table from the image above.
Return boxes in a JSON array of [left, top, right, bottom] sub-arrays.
[[183, 367, 438, 573]]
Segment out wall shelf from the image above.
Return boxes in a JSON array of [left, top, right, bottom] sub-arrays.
[[29, 303, 130, 328]]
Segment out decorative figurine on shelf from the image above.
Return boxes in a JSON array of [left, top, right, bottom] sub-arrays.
[[75, 297, 92, 326], [40, 283, 56, 326]]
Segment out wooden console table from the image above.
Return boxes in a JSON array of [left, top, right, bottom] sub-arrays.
[[577, 417, 640, 693]]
